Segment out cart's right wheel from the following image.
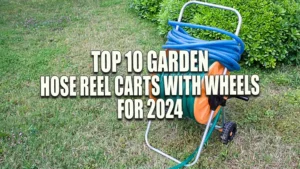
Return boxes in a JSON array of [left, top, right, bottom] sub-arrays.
[[220, 122, 237, 144]]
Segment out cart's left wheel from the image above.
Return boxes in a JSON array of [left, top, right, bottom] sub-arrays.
[[220, 121, 237, 144]]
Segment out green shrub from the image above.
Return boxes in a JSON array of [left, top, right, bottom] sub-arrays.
[[130, 0, 163, 21], [131, 0, 300, 68]]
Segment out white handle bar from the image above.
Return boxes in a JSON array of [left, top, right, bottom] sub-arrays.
[[176, 1, 242, 36]]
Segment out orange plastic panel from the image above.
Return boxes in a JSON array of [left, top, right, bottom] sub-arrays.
[[148, 50, 229, 125], [194, 62, 229, 124]]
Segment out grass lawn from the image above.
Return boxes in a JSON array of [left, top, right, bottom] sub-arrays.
[[0, 0, 299, 168]]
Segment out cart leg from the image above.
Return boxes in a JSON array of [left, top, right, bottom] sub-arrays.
[[145, 121, 182, 164], [145, 110, 216, 167]]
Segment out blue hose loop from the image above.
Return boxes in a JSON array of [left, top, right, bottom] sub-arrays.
[[163, 21, 245, 71]]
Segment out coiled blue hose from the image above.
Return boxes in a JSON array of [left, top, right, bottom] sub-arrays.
[[162, 21, 245, 71], [155, 21, 245, 169], [156, 21, 245, 119]]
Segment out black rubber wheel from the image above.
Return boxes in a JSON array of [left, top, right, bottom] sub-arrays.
[[220, 122, 237, 144]]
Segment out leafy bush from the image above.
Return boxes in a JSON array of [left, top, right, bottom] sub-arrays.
[[130, 0, 163, 21], [131, 0, 300, 68]]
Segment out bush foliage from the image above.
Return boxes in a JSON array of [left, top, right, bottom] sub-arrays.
[[130, 0, 162, 21], [131, 0, 300, 68]]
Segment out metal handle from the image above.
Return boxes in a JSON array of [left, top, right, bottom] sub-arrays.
[[176, 1, 242, 35]]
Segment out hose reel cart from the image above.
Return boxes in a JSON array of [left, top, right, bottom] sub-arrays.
[[145, 1, 249, 168]]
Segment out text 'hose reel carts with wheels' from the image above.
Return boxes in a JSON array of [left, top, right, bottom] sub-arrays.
[[145, 1, 249, 168]]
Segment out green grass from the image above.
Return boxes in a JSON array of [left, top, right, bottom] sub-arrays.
[[0, 0, 299, 168]]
